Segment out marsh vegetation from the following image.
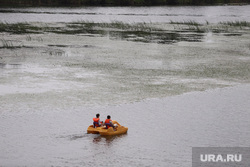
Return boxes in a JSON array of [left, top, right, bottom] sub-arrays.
[[1, 20, 249, 48]]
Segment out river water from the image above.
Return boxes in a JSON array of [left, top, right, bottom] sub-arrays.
[[0, 5, 250, 23], [0, 6, 250, 167]]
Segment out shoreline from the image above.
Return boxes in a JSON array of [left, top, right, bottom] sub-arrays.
[[0, 3, 249, 7]]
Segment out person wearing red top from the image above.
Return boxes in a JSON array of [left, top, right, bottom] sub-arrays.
[[93, 113, 103, 128], [105, 115, 115, 129]]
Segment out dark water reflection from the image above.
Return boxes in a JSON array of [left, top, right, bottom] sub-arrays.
[[0, 63, 22, 69], [93, 134, 128, 145], [67, 133, 128, 147], [108, 31, 203, 44]]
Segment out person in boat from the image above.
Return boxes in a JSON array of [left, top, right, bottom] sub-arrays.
[[93, 113, 103, 128], [105, 115, 115, 129]]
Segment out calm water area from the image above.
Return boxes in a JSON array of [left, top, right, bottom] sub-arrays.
[[0, 6, 250, 167], [0, 5, 250, 23]]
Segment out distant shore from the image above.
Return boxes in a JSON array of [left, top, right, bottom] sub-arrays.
[[0, 1, 249, 7]]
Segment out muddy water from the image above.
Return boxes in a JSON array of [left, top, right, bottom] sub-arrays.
[[1, 6, 250, 167]]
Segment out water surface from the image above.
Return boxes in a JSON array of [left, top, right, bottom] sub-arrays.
[[0, 6, 250, 167], [0, 6, 250, 23]]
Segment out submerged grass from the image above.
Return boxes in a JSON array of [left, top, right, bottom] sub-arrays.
[[68, 21, 204, 43], [0, 21, 205, 44], [26, 35, 32, 41], [0, 39, 14, 48], [69, 21, 161, 32], [171, 20, 250, 34], [170, 20, 201, 26], [0, 22, 43, 34], [0, 20, 247, 45], [220, 21, 250, 27], [0, 39, 23, 49], [171, 20, 208, 33]]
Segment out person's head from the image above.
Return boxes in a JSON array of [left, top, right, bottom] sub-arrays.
[[107, 115, 111, 119], [96, 113, 100, 118]]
